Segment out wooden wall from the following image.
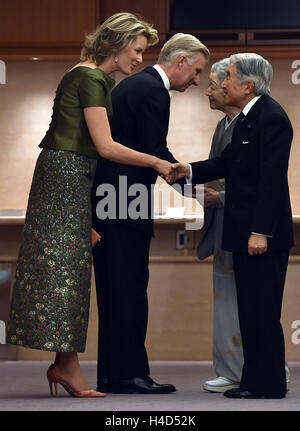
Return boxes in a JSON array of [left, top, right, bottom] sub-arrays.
[[100, 0, 168, 44], [0, 0, 100, 58], [2, 1, 298, 60], [0, 0, 99, 44], [0, 0, 167, 58]]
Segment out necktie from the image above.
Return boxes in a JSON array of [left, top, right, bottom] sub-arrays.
[[234, 111, 245, 132], [237, 111, 245, 125]]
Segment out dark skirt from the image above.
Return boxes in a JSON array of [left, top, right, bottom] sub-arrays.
[[6, 149, 97, 352]]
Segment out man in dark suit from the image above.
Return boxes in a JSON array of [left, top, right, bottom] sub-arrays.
[[92, 33, 209, 394], [176, 53, 294, 399]]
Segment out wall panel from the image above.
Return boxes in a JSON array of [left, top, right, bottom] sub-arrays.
[[0, 0, 99, 47], [101, 0, 168, 44]]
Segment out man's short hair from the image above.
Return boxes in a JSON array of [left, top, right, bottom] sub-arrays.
[[158, 33, 210, 65], [230, 53, 273, 95]]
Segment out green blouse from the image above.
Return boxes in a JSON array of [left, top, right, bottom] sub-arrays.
[[39, 66, 115, 159]]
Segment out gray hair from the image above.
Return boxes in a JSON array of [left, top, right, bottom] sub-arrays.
[[211, 58, 230, 83], [158, 33, 210, 65], [230, 53, 273, 95]]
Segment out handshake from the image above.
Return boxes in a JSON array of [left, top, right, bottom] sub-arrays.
[[156, 161, 190, 184]]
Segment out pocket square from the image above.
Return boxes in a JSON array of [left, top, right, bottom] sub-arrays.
[[242, 141, 250, 145]]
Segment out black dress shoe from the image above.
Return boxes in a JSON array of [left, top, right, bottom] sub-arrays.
[[99, 376, 176, 394], [224, 388, 285, 399]]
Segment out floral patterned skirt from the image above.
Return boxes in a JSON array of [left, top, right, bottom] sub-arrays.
[[6, 149, 97, 352]]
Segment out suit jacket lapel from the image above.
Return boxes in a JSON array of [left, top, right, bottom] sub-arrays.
[[231, 95, 269, 151], [238, 95, 268, 134]]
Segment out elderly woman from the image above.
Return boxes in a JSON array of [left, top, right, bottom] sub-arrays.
[[7, 12, 175, 398], [197, 58, 242, 393]]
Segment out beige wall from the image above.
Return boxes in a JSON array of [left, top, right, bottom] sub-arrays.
[[1, 57, 300, 361], [1, 58, 300, 212]]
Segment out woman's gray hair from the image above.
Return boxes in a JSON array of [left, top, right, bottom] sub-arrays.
[[158, 33, 210, 65], [230, 53, 273, 95], [211, 58, 230, 83]]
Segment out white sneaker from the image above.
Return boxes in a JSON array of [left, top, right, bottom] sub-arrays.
[[203, 377, 240, 393]]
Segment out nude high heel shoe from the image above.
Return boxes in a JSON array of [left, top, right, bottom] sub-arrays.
[[47, 364, 106, 398]]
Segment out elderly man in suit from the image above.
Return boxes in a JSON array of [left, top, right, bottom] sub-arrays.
[[92, 33, 209, 394], [176, 53, 293, 399], [197, 58, 243, 393]]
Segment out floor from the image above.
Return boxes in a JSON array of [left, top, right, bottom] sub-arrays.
[[0, 361, 299, 412]]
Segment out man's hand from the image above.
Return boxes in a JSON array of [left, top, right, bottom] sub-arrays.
[[155, 159, 178, 184], [248, 234, 268, 255], [171, 162, 191, 181], [159, 162, 190, 184], [204, 186, 221, 207]]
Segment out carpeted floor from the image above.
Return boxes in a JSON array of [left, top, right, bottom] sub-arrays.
[[0, 361, 299, 412]]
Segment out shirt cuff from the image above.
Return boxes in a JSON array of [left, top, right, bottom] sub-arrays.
[[185, 164, 192, 184], [218, 190, 225, 206], [251, 232, 273, 238]]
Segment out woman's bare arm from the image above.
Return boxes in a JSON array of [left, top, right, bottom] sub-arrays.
[[84, 106, 176, 181]]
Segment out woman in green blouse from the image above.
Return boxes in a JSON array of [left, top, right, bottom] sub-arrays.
[[6, 12, 175, 398]]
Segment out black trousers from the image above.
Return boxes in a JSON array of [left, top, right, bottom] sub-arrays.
[[232, 249, 289, 396], [92, 222, 152, 386]]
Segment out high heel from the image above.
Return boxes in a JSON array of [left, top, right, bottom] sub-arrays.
[[46, 364, 106, 398]]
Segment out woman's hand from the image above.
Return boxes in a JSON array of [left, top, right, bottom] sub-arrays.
[[154, 159, 178, 183]]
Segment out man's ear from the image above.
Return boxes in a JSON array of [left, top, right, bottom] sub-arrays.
[[176, 55, 186, 69], [245, 80, 255, 95]]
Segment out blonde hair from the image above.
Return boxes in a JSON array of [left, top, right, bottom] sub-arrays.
[[158, 33, 210, 65], [80, 12, 159, 65]]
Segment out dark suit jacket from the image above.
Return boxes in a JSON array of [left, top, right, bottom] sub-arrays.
[[92, 66, 183, 236], [191, 95, 294, 252]]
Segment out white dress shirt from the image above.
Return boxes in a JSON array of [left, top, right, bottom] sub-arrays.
[[153, 65, 193, 184], [242, 95, 261, 116], [153, 64, 170, 91]]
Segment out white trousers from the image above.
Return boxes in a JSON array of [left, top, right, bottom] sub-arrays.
[[212, 267, 244, 382]]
